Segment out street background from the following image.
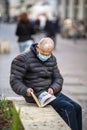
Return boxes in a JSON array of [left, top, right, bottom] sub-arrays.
[[0, 23, 87, 130]]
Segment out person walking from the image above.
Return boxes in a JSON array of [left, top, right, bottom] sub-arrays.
[[10, 37, 82, 130], [15, 12, 35, 52], [44, 18, 57, 48]]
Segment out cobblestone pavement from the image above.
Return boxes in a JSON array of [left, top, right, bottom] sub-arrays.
[[0, 23, 87, 130]]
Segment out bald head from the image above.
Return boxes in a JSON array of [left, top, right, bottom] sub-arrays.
[[38, 37, 54, 52]]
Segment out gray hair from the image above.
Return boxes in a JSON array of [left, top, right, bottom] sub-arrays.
[[38, 37, 54, 51]]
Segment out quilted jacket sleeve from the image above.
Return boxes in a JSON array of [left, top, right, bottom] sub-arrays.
[[10, 55, 28, 96], [50, 58, 63, 94]]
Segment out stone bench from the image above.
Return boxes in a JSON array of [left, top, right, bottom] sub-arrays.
[[9, 97, 71, 130], [0, 40, 10, 54]]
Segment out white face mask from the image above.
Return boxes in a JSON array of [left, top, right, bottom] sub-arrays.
[[37, 53, 51, 62]]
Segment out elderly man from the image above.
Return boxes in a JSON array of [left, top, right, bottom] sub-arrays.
[[10, 37, 82, 130]]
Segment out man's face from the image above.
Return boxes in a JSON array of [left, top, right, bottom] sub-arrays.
[[37, 46, 53, 56]]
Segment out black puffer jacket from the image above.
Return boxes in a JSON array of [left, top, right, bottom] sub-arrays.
[[10, 44, 63, 103]]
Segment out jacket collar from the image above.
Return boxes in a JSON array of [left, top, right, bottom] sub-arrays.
[[31, 43, 38, 55]]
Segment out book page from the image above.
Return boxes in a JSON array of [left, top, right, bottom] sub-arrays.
[[31, 91, 56, 107], [38, 91, 56, 107]]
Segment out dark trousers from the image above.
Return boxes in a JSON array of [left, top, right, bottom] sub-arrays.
[[50, 93, 82, 130]]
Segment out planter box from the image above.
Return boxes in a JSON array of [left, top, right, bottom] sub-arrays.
[[9, 97, 71, 130]]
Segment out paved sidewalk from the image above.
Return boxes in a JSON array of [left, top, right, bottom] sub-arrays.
[[0, 23, 19, 97]]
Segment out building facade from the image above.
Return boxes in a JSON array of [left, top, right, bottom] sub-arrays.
[[0, 0, 42, 22], [57, 0, 87, 22], [0, 0, 87, 22]]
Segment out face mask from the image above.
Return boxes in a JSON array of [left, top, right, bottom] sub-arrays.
[[37, 53, 51, 62]]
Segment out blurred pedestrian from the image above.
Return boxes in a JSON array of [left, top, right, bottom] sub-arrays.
[[44, 18, 57, 48], [15, 12, 35, 52], [34, 18, 40, 33]]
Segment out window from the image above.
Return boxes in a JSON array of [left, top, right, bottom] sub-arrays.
[[42, 2, 49, 6], [20, 0, 24, 3], [58, 0, 61, 5], [74, 7, 78, 20], [74, 0, 79, 5], [84, 0, 87, 4], [84, 7, 87, 17], [66, 0, 69, 6], [84, 0, 87, 21], [65, 0, 69, 18]]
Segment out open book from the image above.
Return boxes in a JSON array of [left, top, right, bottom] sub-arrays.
[[31, 91, 56, 107]]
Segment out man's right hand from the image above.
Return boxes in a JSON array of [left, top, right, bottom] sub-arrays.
[[26, 88, 34, 96]]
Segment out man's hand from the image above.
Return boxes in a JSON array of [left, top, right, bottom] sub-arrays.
[[48, 88, 54, 95], [26, 88, 34, 96]]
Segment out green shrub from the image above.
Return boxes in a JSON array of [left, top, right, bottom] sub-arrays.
[[0, 98, 24, 130]]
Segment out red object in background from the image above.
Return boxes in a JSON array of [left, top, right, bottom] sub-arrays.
[[38, 13, 47, 17]]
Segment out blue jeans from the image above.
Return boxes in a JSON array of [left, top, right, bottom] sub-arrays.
[[19, 40, 34, 52], [50, 93, 82, 130]]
